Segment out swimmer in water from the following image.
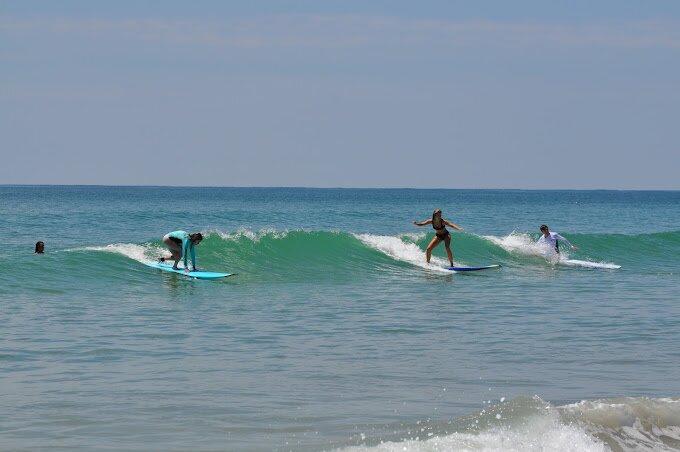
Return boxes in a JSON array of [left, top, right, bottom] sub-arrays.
[[413, 209, 463, 267], [34, 241, 45, 254], [537, 224, 578, 254], [160, 231, 203, 271]]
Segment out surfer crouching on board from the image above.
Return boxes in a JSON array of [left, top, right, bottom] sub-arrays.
[[413, 209, 463, 267], [160, 231, 203, 271], [537, 224, 577, 254]]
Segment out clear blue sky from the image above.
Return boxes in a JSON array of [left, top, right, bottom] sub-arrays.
[[2, 1, 679, 188]]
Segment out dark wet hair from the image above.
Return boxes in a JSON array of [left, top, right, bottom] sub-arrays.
[[35, 241, 45, 253], [540, 224, 549, 231], [190, 233, 203, 242]]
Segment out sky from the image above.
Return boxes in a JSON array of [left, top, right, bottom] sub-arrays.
[[1, 0, 679, 189]]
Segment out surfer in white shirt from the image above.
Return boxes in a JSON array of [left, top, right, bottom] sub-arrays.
[[537, 224, 577, 254]]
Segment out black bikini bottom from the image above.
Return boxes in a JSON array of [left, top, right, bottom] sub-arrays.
[[435, 231, 450, 240]]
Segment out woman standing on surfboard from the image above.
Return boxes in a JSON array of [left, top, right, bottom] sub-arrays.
[[413, 209, 463, 267], [160, 231, 203, 271]]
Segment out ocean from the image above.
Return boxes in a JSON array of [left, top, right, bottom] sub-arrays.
[[2, 186, 679, 451]]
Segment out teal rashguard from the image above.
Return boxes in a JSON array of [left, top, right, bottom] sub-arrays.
[[167, 230, 196, 269]]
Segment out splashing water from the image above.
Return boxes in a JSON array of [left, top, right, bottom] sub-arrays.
[[354, 233, 452, 273], [482, 232, 621, 269]]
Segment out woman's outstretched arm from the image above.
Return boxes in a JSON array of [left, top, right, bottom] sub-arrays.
[[444, 219, 463, 231]]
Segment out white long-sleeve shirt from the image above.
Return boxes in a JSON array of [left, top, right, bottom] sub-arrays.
[[537, 231, 573, 252]]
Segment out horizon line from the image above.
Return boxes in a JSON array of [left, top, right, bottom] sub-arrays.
[[1, 184, 678, 192]]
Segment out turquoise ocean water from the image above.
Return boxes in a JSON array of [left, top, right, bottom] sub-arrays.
[[2, 186, 680, 451]]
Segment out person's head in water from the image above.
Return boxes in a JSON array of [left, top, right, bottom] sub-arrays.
[[190, 232, 203, 245], [540, 224, 550, 236], [35, 241, 45, 254]]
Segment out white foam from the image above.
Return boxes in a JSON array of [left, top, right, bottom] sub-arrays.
[[79, 243, 159, 263], [559, 259, 621, 270], [482, 232, 620, 269], [341, 414, 606, 452], [341, 397, 680, 452], [483, 232, 551, 258], [215, 227, 289, 242], [354, 233, 452, 273]]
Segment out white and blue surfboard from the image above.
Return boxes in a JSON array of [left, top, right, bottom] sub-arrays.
[[146, 262, 235, 280]]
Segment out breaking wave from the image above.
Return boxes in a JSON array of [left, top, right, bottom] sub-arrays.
[[339, 396, 680, 451], [56, 228, 680, 279]]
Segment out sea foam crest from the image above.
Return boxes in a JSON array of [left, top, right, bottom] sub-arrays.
[[80, 243, 159, 263], [214, 228, 289, 242], [483, 232, 554, 258], [354, 233, 452, 273], [482, 232, 620, 269], [341, 397, 680, 452], [341, 413, 606, 452]]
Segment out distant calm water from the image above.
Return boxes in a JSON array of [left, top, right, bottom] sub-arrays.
[[2, 186, 679, 451]]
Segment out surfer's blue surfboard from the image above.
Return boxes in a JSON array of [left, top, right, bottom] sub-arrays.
[[146, 262, 235, 280], [446, 264, 501, 272]]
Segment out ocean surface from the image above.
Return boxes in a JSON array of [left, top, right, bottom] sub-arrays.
[[2, 186, 679, 451]]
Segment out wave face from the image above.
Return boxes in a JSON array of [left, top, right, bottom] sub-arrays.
[[58, 229, 680, 281], [340, 396, 680, 452]]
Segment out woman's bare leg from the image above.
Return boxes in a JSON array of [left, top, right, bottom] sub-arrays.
[[162, 237, 182, 269], [425, 236, 442, 263], [444, 235, 454, 266]]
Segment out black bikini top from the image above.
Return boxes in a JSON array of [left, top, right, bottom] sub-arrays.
[[432, 217, 446, 231]]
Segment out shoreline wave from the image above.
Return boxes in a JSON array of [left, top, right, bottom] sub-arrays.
[[339, 396, 680, 452]]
